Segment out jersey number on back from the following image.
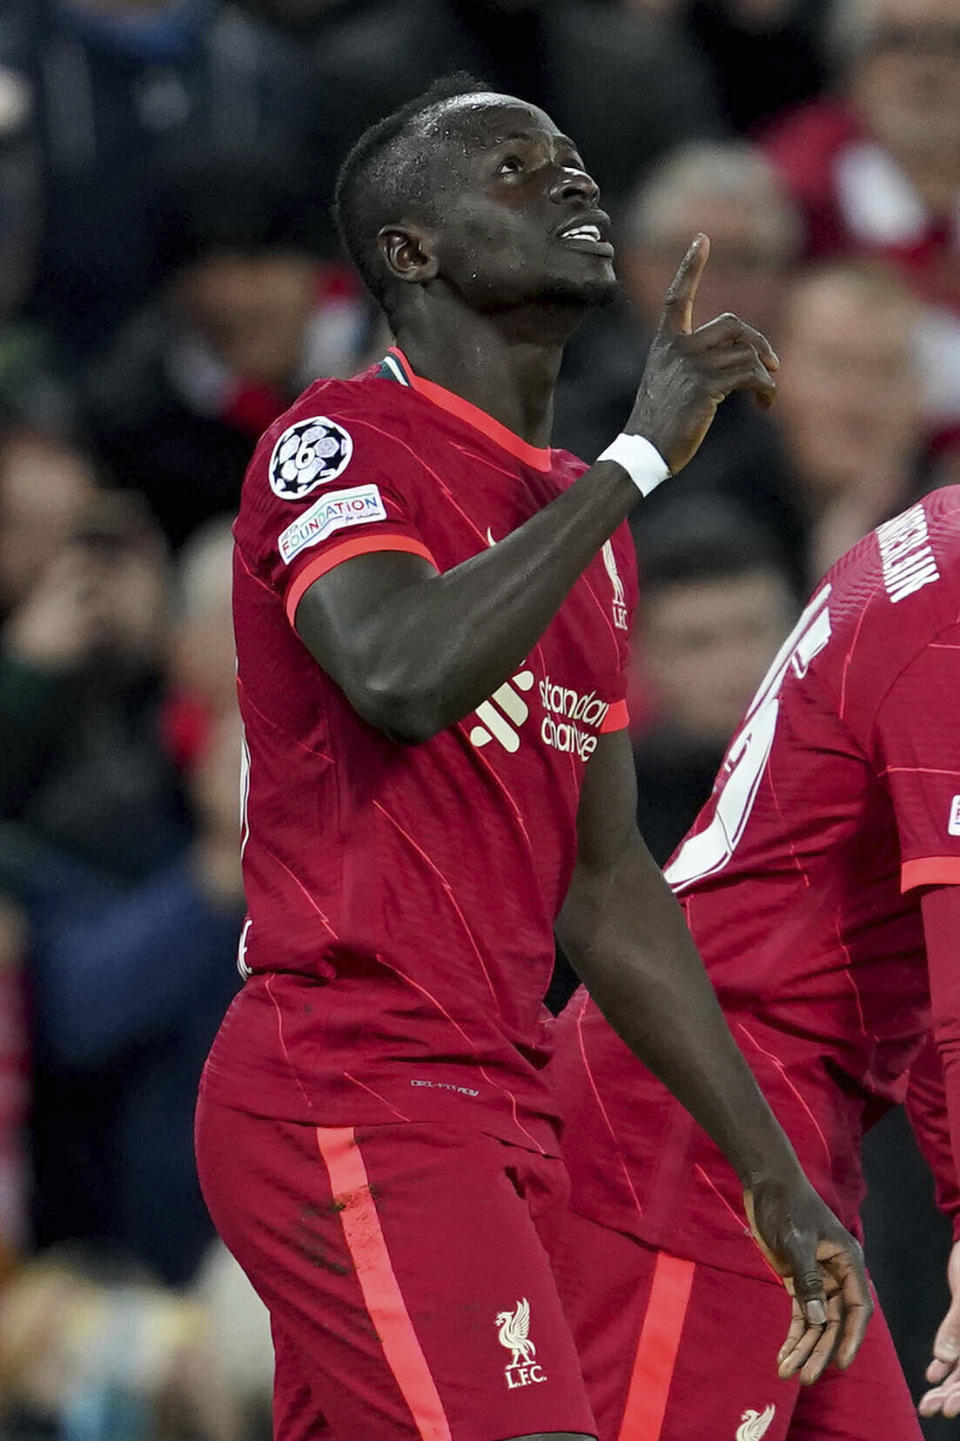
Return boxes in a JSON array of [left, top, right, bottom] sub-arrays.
[[665, 585, 833, 892]]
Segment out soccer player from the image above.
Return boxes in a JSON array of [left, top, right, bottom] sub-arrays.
[[194, 77, 869, 1441], [549, 488, 960, 1441]]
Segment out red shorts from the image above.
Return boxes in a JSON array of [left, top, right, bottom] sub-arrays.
[[547, 1209, 922, 1441], [195, 1091, 597, 1441]]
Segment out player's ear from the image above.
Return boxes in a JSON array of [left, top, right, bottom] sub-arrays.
[[378, 224, 439, 286]]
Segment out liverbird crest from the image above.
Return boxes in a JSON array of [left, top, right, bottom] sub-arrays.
[[736, 1403, 776, 1441], [495, 1298, 537, 1368]]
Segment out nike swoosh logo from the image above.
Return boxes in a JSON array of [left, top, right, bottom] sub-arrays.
[[486, 527, 497, 548]]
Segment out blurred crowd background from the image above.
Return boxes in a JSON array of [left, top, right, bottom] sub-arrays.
[[0, 0, 957, 1435]]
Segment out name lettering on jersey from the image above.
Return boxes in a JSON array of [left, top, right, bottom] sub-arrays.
[[468, 669, 612, 760], [949, 795, 960, 838], [735, 1404, 776, 1441], [278, 484, 387, 563], [269, 416, 353, 499], [496, 1299, 547, 1388], [876, 505, 941, 603], [602, 540, 630, 631]]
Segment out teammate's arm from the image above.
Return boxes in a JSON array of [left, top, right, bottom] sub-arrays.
[[917, 885, 960, 1418], [555, 728, 872, 1383], [294, 236, 778, 742]]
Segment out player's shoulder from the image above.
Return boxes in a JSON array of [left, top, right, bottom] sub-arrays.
[[818, 487, 960, 707], [827, 487, 960, 620], [238, 363, 422, 519], [256, 363, 412, 466]]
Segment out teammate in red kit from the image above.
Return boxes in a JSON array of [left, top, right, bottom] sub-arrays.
[[194, 76, 870, 1441], [549, 489, 960, 1441]]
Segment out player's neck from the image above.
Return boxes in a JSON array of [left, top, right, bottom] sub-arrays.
[[393, 309, 568, 449]]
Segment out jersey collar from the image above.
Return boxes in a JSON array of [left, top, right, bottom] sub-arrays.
[[381, 346, 553, 473]]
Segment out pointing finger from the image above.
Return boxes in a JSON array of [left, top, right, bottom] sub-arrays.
[[687, 314, 780, 372], [660, 234, 710, 337]]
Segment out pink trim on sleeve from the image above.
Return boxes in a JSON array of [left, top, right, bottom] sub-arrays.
[[902, 857, 960, 893], [600, 699, 630, 734], [285, 535, 437, 625]]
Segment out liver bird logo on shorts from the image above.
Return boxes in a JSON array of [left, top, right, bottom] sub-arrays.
[[735, 1403, 776, 1441], [496, 1298, 536, 1367], [495, 1299, 546, 1387]]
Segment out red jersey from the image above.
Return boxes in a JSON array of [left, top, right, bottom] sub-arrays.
[[201, 348, 636, 1155], [552, 488, 960, 1279]]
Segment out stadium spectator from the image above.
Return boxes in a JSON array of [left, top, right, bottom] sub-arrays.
[[0, 896, 29, 1274], [0, 0, 327, 360], [0, 70, 74, 435], [0, 430, 96, 622], [0, 519, 241, 1282], [682, 0, 829, 134], [0, 480, 187, 882], [554, 141, 805, 573], [194, 1243, 274, 1441], [0, 1247, 242, 1440], [631, 500, 798, 864], [763, 0, 960, 435], [253, 0, 723, 208], [25, 710, 242, 1283], [81, 153, 372, 548], [164, 517, 237, 767], [775, 259, 925, 578]]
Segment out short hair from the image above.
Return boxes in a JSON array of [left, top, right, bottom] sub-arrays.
[[636, 497, 794, 599], [825, 0, 882, 72], [333, 73, 491, 315], [153, 150, 327, 273], [625, 141, 801, 265]]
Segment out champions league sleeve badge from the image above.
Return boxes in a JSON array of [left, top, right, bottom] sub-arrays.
[[268, 417, 354, 500]]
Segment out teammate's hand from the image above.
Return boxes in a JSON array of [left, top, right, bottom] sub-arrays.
[[919, 1240, 960, 1418], [627, 233, 779, 475], [743, 1176, 872, 1385]]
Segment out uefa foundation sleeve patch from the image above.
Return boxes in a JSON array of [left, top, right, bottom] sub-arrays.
[[278, 484, 388, 563], [269, 416, 354, 499]]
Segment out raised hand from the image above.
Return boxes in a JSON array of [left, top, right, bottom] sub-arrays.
[[744, 1177, 873, 1385], [919, 1239, 960, 1418], [628, 233, 779, 476]]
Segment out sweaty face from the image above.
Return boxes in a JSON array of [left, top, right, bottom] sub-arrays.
[[421, 98, 617, 313]]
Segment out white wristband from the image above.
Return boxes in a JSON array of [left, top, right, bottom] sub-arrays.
[[597, 433, 670, 497]]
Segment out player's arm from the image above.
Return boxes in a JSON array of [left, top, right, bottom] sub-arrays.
[[294, 236, 777, 742], [555, 729, 872, 1383], [917, 886, 960, 1419], [868, 625, 960, 1415]]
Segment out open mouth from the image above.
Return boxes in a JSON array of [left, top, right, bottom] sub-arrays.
[[556, 219, 615, 258]]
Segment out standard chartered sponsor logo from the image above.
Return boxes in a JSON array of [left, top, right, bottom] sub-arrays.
[[468, 669, 609, 759], [538, 675, 608, 761]]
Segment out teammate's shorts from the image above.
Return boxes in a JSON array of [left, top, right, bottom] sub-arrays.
[[545, 1208, 922, 1441], [195, 1091, 597, 1441]]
